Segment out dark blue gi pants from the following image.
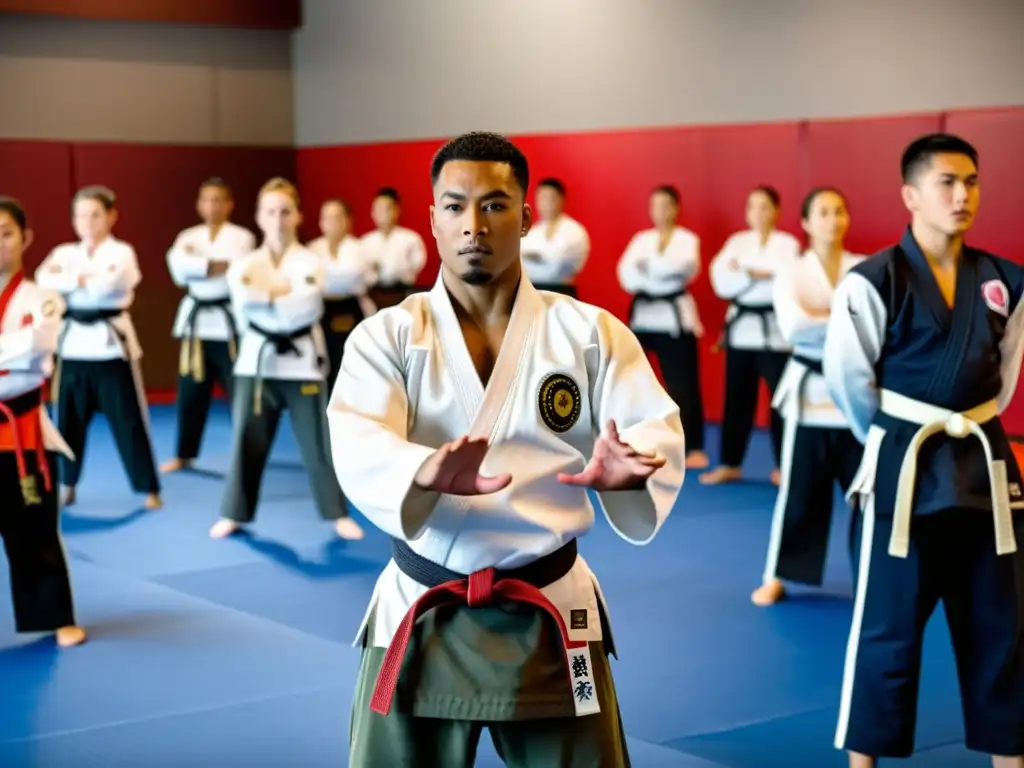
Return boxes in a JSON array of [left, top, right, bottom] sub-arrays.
[[836, 506, 1024, 757]]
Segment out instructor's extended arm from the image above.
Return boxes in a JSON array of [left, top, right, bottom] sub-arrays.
[[584, 312, 686, 546], [326, 318, 501, 541]]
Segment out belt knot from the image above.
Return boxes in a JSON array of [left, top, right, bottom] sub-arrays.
[[467, 568, 496, 607]]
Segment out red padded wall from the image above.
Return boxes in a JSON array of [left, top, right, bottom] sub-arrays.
[[803, 113, 945, 254], [71, 143, 295, 398], [3, 108, 1020, 427], [296, 107, 1024, 433], [0, 140, 293, 401], [0, 141, 77, 270]]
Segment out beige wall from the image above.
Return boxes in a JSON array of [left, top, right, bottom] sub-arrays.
[[292, 0, 1024, 147], [0, 13, 293, 145]]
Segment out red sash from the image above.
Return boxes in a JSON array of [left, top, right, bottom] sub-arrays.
[[0, 271, 52, 503], [369, 564, 587, 716]]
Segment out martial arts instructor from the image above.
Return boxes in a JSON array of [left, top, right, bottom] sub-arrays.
[[328, 131, 686, 767]]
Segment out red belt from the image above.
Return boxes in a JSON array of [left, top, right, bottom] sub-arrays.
[[0, 386, 52, 505], [370, 544, 585, 716]]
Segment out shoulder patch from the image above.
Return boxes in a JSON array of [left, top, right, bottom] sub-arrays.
[[305, 274, 316, 285], [538, 373, 582, 433], [41, 298, 59, 318]]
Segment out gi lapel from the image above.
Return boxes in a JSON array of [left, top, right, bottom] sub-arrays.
[[899, 228, 979, 402], [900, 227, 954, 331], [0, 271, 25, 327], [429, 273, 539, 440]]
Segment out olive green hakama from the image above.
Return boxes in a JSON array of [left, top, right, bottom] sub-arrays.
[[349, 600, 631, 767]]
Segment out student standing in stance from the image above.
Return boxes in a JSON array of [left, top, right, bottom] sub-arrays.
[[35, 186, 162, 509], [617, 184, 707, 469], [210, 178, 364, 541], [0, 198, 85, 648], [360, 188, 427, 309], [520, 178, 591, 297], [824, 134, 1024, 767], [329, 132, 685, 768], [752, 188, 866, 607], [306, 199, 376, 391], [162, 178, 255, 474], [700, 186, 799, 487]]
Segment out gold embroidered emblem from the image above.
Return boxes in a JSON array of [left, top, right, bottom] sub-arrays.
[[305, 274, 316, 285], [538, 373, 581, 433], [41, 299, 58, 317], [300, 383, 321, 396]]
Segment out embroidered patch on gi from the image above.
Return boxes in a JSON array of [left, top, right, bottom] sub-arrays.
[[538, 373, 581, 433], [982, 279, 1009, 317], [300, 383, 321, 396], [570, 609, 588, 630], [41, 299, 58, 318], [305, 274, 317, 285]]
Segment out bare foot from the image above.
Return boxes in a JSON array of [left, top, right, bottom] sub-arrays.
[[160, 458, 193, 473], [335, 518, 365, 540], [849, 753, 877, 768], [61, 485, 76, 506], [770, 469, 781, 486], [144, 493, 163, 510], [698, 466, 742, 485], [209, 519, 241, 539], [685, 451, 710, 469], [751, 579, 786, 606], [55, 625, 87, 647]]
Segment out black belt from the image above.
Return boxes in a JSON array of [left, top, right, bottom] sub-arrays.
[[321, 296, 366, 336], [1, 386, 45, 417], [63, 308, 122, 324], [714, 302, 773, 352], [629, 288, 687, 335], [180, 296, 237, 381], [791, 353, 822, 375], [52, 308, 127, 402], [183, 296, 236, 343], [391, 537, 579, 590], [246, 320, 322, 415], [789, 353, 824, 421]]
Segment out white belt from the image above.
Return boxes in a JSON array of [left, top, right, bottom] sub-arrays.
[[880, 389, 1017, 558]]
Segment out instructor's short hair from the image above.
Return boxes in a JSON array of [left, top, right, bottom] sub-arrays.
[[431, 132, 530, 194], [901, 133, 978, 183]]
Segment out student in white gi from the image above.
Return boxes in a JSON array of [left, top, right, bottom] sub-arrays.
[[0, 197, 85, 648], [700, 186, 799, 487], [617, 184, 707, 469], [329, 131, 685, 767], [35, 186, 162, 510], [752, 187, 866, 607], [306, 198, 376, 391], [210, 178, 363, 541], [359, 187, 427, 309], [162, 178, 255, 474], [520, 177, 590, 298]]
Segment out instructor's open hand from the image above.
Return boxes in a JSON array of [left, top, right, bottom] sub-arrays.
[[414, 436, 512, 496], [557, 420, 665, 491]]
